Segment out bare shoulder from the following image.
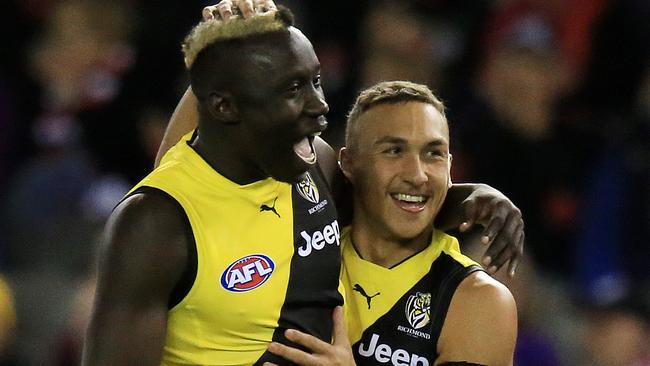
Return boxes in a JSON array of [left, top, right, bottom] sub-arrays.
[[98, 191, 190, 305], [106, 192, 189, 259], [455, 271, 516, 313], [436, 271, 517, 366]]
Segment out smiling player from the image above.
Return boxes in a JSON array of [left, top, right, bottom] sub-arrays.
[[265, 82, 517, 366]]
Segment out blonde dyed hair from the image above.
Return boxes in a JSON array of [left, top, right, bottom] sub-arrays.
[[182, 8, 293, 69], [346, 81, 446, 149]]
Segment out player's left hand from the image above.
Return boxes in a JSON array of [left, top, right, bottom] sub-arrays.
[[459, 184, 524, 278], [263, 306, 356, 366]]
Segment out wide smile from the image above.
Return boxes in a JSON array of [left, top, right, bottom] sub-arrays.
[[390, 193, 429, 213]]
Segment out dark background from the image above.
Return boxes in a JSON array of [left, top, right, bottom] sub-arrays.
[[0, 0, 648, 364]]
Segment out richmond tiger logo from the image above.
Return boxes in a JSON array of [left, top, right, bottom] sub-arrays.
[[405, 292, 431, 329], [296, 172, 320, 204]]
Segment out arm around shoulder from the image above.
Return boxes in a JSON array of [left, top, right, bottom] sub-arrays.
[[82, 192, 191, 366], [155, 87, 199, 167], [436, 271, 517, 366]]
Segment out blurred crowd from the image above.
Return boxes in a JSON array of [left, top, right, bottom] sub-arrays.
[[0, 0, 648, 365]]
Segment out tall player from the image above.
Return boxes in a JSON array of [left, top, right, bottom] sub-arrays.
[[83, 8, 344, 366], [266, 83, 517, 366]]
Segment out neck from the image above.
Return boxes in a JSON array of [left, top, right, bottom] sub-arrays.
[[350, 208, 433, 268], [191, 122, 267, 185]]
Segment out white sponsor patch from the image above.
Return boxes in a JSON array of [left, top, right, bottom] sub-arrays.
[[358, 333, 429, 366], [297, 220, 340, 257]]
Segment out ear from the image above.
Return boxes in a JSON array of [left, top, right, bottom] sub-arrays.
[[338, 147, 355, 181], [207, 92, 238, 124], [447, 153, 453, 188]]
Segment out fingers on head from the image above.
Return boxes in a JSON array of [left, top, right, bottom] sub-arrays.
[[218, 1, 236, 20], [202, 2, 234, 21], [254, 0, 277, 12], [202, 6, 218, 20], [238, 0, 255, 18]]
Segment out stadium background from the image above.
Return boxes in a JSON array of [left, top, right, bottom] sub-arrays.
[[0, 0, 648, 364]]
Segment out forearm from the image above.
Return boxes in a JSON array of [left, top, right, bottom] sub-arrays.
[[155, 86, 199, 167]]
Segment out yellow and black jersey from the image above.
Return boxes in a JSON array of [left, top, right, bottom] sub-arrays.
[[341, 227, 483, 366], [128, 132, 344, 366]]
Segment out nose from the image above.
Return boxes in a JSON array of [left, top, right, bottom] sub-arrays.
[[402, 154, 429, 187], [305, 86, 329, 117]]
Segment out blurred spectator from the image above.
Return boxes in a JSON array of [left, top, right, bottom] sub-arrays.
[[359, 2, 438, 87], [580, 288, 650, 366], [449, 1, 590, 275], [53, 273, 96, 366], [570, 0, 650, 287], [25, 0, 151, 181]]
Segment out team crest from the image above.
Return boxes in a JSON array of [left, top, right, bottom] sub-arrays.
[[296, 172, 320, 204], [405, 292, 431, 329]]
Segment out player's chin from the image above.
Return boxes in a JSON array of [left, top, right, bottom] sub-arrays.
[[389, 217, 433, 239], [268, 159, 313, 183]]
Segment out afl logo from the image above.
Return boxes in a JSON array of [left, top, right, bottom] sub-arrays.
[[220, 254, 275, 292], [296, 172, 320, 204], [405, 292, 431, 329]]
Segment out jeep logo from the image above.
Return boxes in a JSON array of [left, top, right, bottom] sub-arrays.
[[358, 333, 429, 366], [297, 220, 340, 257]]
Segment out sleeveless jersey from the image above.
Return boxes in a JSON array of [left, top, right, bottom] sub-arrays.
[[340, 227, 483, 366], [129, 134, 344, 365]]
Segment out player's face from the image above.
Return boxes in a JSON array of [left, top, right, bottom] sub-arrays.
[[234, 27, 329, 183], [343, 102, 451, 241]]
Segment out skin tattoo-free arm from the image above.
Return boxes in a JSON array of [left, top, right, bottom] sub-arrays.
[[435, 271, 517, 366], [82, 193, 190, 366]]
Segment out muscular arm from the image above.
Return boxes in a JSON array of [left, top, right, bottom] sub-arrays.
[[82, 193, 189, 366], [436, 272, 517, 366], [155, 87, 199, 167]]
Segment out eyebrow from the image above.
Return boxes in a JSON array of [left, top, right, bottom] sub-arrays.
[[275, 63, 321, 85], [374, 136, 447, 147]]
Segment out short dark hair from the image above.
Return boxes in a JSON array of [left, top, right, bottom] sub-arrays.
[[345, 81, 446, 149]]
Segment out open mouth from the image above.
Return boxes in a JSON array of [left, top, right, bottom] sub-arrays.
[[293, 132, 320, 165], [391, 193, 429, 213]]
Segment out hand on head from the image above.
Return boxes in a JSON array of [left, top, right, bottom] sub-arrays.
[[203, 0, 278, 21]]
